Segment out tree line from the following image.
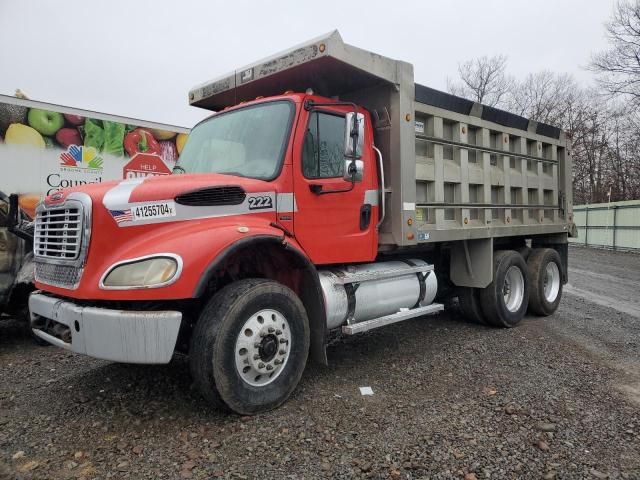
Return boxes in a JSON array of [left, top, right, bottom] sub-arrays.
[[447, 0, 640, 204]]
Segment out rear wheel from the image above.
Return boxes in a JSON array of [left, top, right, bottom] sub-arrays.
[[480, 250, 529, 328], [190, 279, 310, 415], [457, 287, 487, 324], [527, 248, 563, 316]]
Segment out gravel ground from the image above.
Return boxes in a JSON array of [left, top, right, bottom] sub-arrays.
[[1, 246, 639, 480]]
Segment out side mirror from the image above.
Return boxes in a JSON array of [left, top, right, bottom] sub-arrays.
[[343, 159, 364, 182], [344, 112, 364, 159]]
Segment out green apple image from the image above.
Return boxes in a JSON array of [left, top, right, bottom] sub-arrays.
[[27, 108, 64, 136]]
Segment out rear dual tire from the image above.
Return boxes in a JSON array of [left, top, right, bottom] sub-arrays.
[[526, 248, 563, 316], [457, 247, 563, 327], [480, 250, 529, 327]]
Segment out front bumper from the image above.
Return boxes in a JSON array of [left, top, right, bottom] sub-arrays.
[[29, 292, 182, 364]]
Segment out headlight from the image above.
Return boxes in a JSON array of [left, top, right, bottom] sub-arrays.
[[101, 255, 181, 289]]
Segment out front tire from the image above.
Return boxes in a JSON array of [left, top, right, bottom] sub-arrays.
[[480, 250, 529, 328], [190, 279, 310, 415], [526, 248, 563, 316]]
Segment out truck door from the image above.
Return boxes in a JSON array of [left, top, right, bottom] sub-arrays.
[[292, 107, 377, 265]]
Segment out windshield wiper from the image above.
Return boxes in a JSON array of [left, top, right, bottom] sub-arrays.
[[172, 165, 186, 174]]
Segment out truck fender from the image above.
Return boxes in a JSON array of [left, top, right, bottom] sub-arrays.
[[193, 235, 328, 366]]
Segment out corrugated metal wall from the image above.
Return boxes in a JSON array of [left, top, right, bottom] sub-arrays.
[[571, 200, 640, 251]]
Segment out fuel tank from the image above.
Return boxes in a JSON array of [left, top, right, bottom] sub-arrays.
[[319, 259, 438, 329]]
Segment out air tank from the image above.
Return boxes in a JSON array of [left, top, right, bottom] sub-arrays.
[[319, 259, 438, 329]]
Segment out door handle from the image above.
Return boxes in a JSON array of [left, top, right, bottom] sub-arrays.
[[309, 184, 323, 194], [360, 204, 372, 230], [308, 183, 355, 195]]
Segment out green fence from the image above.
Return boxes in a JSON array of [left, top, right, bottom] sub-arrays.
[[571, 200, 640, 251]]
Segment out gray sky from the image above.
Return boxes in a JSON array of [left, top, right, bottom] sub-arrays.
[[0, 0, 616, 128]]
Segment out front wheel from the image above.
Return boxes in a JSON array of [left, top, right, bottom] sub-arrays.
[[189, 279, 310, 415], [480, 250, 529, 328]]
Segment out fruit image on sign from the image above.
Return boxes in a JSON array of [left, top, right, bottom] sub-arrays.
[[151, 128, 177, 140], [0, 100, 186, 162], [123, 153, 172, 179], [124, 128, 161, 157], [28, 108, 64, 136], [4, 123, 45, 147], [56, 128, 82, 148], [0, 96, 188, 205], [176, 133, 188, 154]]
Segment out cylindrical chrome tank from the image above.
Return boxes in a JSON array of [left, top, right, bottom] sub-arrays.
[[319, 259, 438, 329]]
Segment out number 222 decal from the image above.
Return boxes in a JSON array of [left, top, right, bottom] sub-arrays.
[[247, 195, 273, 210]]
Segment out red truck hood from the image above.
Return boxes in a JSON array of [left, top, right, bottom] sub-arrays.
[[37, 172, 291, 300], [45, 171, 282, 236]]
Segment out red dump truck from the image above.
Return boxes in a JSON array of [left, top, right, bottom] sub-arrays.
[[28, 31, 575, 414]]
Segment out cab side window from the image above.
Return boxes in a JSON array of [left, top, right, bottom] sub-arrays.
[[302, 112, 345, 179]]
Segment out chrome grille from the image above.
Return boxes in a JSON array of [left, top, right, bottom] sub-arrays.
[[34, 206, 83, 259], [34, 262, 83, 289], [33, 194, 91, 290]]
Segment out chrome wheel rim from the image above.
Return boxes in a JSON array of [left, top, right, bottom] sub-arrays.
[[503, 266, 525, 313], [543, 261, 561, 303], [234, 309, 291, 387]]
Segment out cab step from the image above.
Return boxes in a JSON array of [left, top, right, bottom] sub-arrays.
[[341, 303, 444, 335]]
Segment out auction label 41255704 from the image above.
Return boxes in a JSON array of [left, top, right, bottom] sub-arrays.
[[131, 201, 176, 221]]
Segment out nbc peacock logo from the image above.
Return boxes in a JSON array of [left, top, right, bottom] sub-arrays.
[[60, 145, 103, 171]]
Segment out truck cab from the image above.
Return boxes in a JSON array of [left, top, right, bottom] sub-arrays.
[[177, 93, 380, 264]]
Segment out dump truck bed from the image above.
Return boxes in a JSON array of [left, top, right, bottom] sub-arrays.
[[189, 30, 573, 248]]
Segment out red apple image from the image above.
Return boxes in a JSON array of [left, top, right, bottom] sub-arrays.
[[56, 128, 82, 148], [64, 114, 84, 126]]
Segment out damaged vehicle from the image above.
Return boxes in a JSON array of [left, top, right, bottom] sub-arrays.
[[0, 192, 41, 342]]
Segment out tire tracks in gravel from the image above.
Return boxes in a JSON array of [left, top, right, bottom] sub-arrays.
[[546, 248, 640, 406]]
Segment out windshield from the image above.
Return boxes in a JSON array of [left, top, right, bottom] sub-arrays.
[[175, 100, 294, 180]]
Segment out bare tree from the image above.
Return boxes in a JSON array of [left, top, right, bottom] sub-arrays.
[[590, 0, 640, 107], [569, 94, 614, 204], [564, 93, 640, 204], [506, 71, 580, 126], [447, 55, 513, 107], [606, 105, 640, 200]]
